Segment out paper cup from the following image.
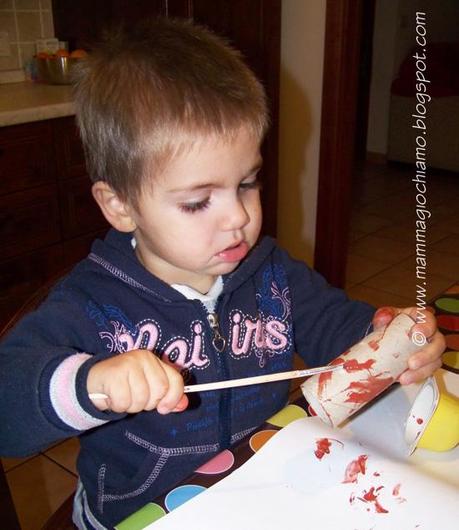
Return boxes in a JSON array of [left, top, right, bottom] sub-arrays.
[[405, 377, 459, 452], [301, 314, 423, 428]]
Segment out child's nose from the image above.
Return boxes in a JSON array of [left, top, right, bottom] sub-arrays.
[[221, 197, 250, 231]]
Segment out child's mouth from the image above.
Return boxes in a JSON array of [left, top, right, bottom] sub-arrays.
[[216, 241, 249, 263]]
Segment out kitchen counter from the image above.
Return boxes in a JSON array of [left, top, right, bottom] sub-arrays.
[[0, 82, 75, 127]]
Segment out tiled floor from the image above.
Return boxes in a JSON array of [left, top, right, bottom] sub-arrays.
[[345, 161, 459, 307], [2, 161, 458, 529], [3, 439, 78, 529]]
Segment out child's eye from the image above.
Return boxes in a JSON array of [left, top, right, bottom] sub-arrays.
[[179, 197, 211, 213], [239, 179, 261, 191]]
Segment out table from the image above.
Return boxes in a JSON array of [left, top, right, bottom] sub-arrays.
[[115, 283, 459, 530]]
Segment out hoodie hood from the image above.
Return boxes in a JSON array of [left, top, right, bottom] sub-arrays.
[[87, 229, 277, 302]]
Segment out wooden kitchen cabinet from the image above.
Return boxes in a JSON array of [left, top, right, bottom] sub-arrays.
[[0, 119, 56, 195], [0, 117, 108, 328]]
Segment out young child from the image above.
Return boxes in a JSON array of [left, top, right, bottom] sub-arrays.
[[0, 18, 444, 529]]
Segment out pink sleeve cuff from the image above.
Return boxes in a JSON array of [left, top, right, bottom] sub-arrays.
[[49, 353, 108, 431]]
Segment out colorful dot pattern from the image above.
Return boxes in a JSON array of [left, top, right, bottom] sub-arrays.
[[433, 285, 459, 374], [116, 398, 311, 528], [116, 283, 459, 528], [115, 503, 166, 529]]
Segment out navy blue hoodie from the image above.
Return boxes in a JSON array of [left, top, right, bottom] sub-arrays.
[[0, 230, 374, 526]]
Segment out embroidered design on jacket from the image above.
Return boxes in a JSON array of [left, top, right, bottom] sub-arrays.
[[257, 265, 291, 319], [92, 311, 211, 372], [87, 260, 293, 373], [228, 310, 290, 367]]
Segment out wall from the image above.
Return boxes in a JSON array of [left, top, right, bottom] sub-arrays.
[[367, 0, 459, 156], [366, 0, 399, 156], [0, 0, 54, 76], [395, 0, 459, 72], [277, 0, 326, 265]]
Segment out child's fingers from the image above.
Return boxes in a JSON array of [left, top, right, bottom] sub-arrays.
[[400, 358, 443, 385], [106, 378, 134, 413], [156, 363, 186, 415], [372, 306, 398, 330], [90, 395, 111, 411], [125, 372, 152, 413], [87, 350, 187, 414], [142, 358, 171, 411], [408, 330, 446, 370], [172, 394, 189, 412], [410, 314, 437, 342], [400, 330, 445, 385]]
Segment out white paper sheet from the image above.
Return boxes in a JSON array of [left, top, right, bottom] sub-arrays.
[[147, 370, 459, 530]]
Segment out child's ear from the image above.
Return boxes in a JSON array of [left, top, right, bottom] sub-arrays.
[[91, 181, 137, 233]]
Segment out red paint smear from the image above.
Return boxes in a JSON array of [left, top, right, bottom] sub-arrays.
[[360, 487, 389, 514], [416, 417, 424, 425], [368, 340, 380, 351], [343, 358, 376, 372], [392, 482, 407, 503], [373, 471, 380, 476], [374, 307, 397, 323], [318, 357, 345, 398], [343, 454, 368, 483], [314, 437, 344, 460], [314, 438, 332, 460], [344, 374, 394, 404], [437, 314, 459, 332]]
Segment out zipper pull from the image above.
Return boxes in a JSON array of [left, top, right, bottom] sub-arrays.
[[207, 313, 226, 352]]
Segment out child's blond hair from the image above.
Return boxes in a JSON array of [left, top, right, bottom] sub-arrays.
[[73, 17, 268, 204]]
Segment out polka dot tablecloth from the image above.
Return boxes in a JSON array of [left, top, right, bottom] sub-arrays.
[[116, 282, 459, 530], [115, 404, 309, 529], [430, 283, 459, 373]]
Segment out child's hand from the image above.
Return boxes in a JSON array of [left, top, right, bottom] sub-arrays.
[[372, 306, 445, 385], [87, 349, 188, 414]]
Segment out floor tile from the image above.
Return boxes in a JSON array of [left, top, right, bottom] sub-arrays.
[[362, 265, 454, 302], [348, 228, 368, 242], [428, 201, 458, 224], [349, 234, 413, 264], [359, 192, 416, 222], [6, 454, 77, 530], [44, 437, 80, 475], [345, 284, 412, 308], [2, 455, 35, 472], [373, 220, 450, 244], [432, 214, 459, 235], [345, 253, 390, 285], [431, 234, 459, 256], [349, 211, 392, 235], [399, 250, 459, 282]]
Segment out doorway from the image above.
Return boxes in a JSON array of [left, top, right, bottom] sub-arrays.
[[315, 0, 459, 307]]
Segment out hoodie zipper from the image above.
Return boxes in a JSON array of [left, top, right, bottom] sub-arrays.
[[204, 307, 231, 449], [207, 313, 226, 352]]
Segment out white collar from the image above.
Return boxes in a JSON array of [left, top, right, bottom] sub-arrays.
[[171, 276, 223, 312]]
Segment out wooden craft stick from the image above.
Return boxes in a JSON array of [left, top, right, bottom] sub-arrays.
[[183, 364, 343, 392], [88, 364, 343, 401]]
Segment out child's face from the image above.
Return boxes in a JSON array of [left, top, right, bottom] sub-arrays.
[[130, 127, 263, 293]]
